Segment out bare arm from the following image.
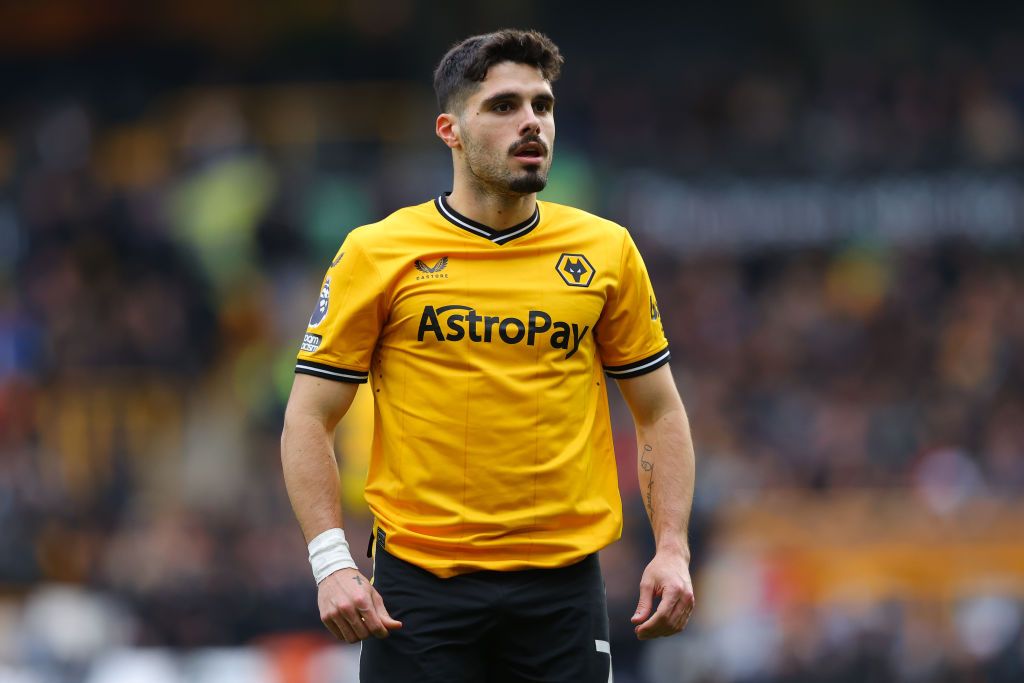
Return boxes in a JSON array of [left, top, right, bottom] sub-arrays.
[[281, 373, 401, 642], [617, 363, 696, 639], [281, 374, 358, 542]]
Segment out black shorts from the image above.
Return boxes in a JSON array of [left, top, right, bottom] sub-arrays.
[[360, 547, 612, 683]]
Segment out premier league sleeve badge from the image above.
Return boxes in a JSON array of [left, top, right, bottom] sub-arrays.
[[308, 276, 330, 327]]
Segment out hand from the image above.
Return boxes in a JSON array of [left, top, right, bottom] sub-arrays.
[[631, 551, 695, 640], [318, 567, 403, 643]]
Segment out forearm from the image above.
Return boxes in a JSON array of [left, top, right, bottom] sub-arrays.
[[635, 404, 695, 559], [281, 412, 344, 544]]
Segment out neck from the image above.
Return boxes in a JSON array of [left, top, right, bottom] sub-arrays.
[[446, 176, 537, 231]]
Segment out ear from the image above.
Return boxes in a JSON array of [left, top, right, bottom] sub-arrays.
[[436, 112, 461, 150]]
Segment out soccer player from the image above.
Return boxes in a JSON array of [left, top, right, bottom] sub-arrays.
[[281, 29, 696, 682]]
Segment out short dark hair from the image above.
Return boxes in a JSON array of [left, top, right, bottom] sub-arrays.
[[433, 29, 564, 113]]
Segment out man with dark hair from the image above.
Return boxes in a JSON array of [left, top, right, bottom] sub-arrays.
[[282, 29, 696, 682]]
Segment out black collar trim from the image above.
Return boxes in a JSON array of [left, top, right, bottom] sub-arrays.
[[434, 194, 540, 245]]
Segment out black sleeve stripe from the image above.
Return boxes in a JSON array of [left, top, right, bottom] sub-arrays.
[[295, 360, 369, 384], [604, 348, 671, 379]]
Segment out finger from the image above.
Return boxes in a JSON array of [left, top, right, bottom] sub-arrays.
[[679, 605, 694, 631], [667, 590, 695, 630], [322, 617, 345, 642], [641, 607, 685, 640], [638, 609, 678, 639], [357, 596, 389, 639], [372, 588, 404, 630], [631, 578, 656, 625], [344, 608, 372, 641], [331, 616, 359, 644], [636, 587, 681, 640]]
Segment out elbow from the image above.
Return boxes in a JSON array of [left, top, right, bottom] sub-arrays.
[[635, 395, 687, 430], [280, 405, 305, 461], [280, 414, 292, 463], [280, 406, 331, 460], [639, 406, 687, 432]]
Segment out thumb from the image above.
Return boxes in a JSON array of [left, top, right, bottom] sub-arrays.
[[632, 580, 654, 624], [372, 589, 403, 630]]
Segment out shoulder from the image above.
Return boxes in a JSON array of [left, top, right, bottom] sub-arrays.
[[343, 199, 438, 251], [538, 200, 629, 241]]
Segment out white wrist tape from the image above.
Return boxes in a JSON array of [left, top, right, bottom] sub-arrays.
[[308, 528, 357, 584]]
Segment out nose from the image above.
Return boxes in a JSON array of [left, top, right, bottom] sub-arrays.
[[518, 109, 541, 137]]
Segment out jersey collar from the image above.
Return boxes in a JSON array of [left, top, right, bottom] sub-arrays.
[[434, 193, 540, 245]]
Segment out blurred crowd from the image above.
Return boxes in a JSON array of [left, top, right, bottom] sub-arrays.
[[619, 240, 1024, 682], [568, 37, 1024, 176], [2, 4, 1024, 681], [656, 241, 1024, 498]]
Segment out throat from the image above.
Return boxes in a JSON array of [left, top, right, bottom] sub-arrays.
[[446, 190, 538, 232]]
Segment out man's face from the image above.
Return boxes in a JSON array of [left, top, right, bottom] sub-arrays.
[[455, 61, 555, 195]]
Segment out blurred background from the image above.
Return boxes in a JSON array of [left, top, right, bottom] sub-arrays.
[[2, 1, 1024, 681]]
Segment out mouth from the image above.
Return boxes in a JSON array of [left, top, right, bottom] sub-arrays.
[[511, 140, 547, 162]]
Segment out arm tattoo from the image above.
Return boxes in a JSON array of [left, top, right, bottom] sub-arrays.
[[640, 444, 654, 471], [352, 576, 363, 586], [641, 444, 655, 520]]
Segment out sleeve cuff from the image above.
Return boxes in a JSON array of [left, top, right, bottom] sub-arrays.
[[603, 347, 671, 379], [295, 359, 369, 384]]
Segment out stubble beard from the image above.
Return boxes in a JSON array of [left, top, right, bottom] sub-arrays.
[[463, 134, 550, 197], [507, 171, 547, 194]]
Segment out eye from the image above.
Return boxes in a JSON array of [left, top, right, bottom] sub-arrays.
[[534, 101, 552, 113], [493, 102, 514, 113]]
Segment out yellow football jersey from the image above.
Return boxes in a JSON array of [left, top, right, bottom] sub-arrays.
[[296, 195, 669, 577]]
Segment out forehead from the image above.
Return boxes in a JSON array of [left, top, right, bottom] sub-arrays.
[[470, 61, 553, 101]]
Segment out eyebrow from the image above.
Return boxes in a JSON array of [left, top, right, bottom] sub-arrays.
[[480, 91, 555, 109]]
